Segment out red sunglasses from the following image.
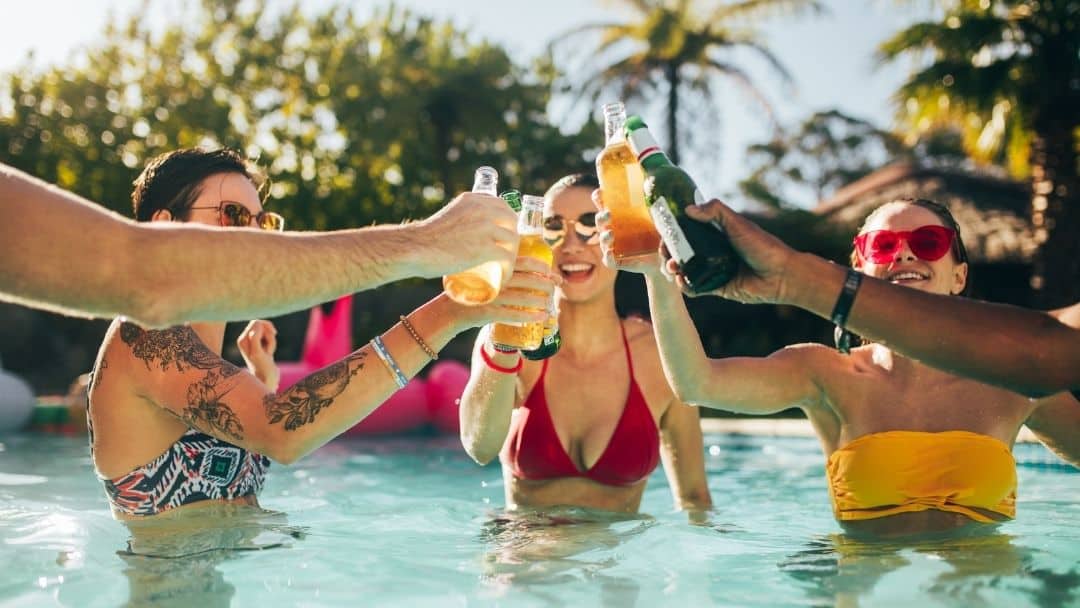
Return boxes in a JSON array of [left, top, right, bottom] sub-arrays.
[[854, 225, 955, 264]]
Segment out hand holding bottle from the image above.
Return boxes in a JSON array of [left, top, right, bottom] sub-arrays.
[[418, 191, 519, 280], [592, 189, 666, 277], [449, 256, 560, 329], [662, 199, 795, 304]]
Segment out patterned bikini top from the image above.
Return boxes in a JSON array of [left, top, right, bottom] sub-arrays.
[[88, 406, 270, 517]]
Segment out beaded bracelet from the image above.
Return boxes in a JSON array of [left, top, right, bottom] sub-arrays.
[[480, 344, 523, 374], [371, 335, 408, 389], [399, 315, 438, 360]]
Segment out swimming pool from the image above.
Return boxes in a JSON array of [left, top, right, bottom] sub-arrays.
[[0, 433, 1076, 607]]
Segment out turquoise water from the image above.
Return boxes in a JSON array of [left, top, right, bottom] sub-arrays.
[[0, 433, 1076, 607]]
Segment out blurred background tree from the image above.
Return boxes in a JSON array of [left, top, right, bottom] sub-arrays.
[[551, 0, 822, 164], [878, 0, 1080, 307], [2, 0, 1072, 402]]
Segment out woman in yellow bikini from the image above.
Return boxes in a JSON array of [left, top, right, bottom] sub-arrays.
[[600, 196, 1080, 538]]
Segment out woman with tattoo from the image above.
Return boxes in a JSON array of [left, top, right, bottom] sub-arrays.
[[88, 148, 556, 519]]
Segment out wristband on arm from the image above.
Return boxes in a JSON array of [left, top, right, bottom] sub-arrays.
[[831, 269, 863, 354]]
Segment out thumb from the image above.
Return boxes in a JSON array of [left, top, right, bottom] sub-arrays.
[[685, 199, 728, 223]]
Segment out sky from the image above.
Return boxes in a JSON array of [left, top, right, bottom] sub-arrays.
[[0, 0, 936, 206]]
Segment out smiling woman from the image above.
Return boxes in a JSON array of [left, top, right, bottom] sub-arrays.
[[604, 195, 1080, 539], [459, 173, 713, 516]]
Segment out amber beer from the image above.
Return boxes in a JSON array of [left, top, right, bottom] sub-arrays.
[[490, 195, 553, 351], [596, 101, 660, 260], [443, 167, 510, 305]]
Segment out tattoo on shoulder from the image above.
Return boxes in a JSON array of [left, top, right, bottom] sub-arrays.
[[120, 323, 232, 373], [265, 351, 368, 431], [185, 368, 245, 441]]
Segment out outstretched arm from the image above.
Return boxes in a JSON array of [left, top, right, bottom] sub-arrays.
[[0, 162, 519, 327], [119, 289, 549, 464], [680, 199, 1080, 398]]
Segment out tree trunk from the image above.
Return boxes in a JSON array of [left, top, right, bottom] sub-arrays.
[[665, 62, 680, 165], [1030, 121, 1080, 308]]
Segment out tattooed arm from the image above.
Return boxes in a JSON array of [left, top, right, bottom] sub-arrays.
[[122, 266, 554, 463]]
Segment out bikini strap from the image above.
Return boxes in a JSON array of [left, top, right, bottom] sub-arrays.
[[619, 321, 636, 377]]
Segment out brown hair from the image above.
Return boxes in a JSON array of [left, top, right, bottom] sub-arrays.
[[132, 148, 266, 222]]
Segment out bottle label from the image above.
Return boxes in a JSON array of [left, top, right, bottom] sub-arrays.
[[650, 197, 695, 265]]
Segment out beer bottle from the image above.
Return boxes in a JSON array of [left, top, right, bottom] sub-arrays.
[[490, 195, 553, 351], [443, 167, 512, 305], [625, 116, 739, 293], [595, 102, 660, 260], [522, 296, 561, 360]]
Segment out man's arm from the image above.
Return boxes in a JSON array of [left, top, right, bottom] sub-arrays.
[[683, 200, 1080, 397], [0, 163, 518, 327]]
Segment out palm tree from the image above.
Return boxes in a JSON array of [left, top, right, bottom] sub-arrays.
[[878, 0, 1080, 306], [552, 0, 821, 164]]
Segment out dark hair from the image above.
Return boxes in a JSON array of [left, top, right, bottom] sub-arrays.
[[544, 173, 600, 200], [836, 197, 971, 353], [131, 148, 266, 222]]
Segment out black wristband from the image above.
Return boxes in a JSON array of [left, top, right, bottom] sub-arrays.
[[830, 269, 863, 328]]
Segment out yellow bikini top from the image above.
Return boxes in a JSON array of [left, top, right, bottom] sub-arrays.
[[826, 430, 1016, 523]]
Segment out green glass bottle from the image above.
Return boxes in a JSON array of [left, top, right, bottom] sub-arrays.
[[522, 297, 560, 360], [500, 189, 522, 212], [624, 116, 739, 293]]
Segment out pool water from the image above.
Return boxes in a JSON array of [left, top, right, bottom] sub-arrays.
[[0, 433, 1076, 607]]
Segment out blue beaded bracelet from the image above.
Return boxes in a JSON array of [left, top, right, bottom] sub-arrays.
[[371, 335, 408, 389]]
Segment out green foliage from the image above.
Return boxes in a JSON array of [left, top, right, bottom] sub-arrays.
[[877, 0, 1079, 177], [0, 0, 600, 230], [553, 0, 822, 163]]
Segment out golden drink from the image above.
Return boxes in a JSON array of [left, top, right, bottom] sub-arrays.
[[444, 166, 507, 305], [443, 263, 502, 306], [596, 102, 661, 261], [491, 197, 553, 350], [597, 140, 660, 259]]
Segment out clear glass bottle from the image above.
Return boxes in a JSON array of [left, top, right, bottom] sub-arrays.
[[596, 101, 660, 260], [490, 195, 553, 350], [443, 167, 511, 305]]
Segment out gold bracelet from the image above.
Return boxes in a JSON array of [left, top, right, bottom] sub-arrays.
[[399, 314, 438, 360]]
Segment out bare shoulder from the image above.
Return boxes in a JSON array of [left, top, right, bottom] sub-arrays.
[[622, 315, 658, 348]]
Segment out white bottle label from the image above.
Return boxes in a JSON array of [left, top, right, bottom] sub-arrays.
[[650, 197, 695, 265]]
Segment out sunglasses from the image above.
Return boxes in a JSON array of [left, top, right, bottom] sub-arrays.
[[854, 225, 955, 264], [189, 200, 285, 231], [542, 212, 599, 248]]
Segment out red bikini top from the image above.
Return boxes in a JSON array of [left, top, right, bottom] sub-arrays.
[[500, 324, 660, 487]]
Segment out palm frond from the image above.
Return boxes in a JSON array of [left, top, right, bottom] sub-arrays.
[[709, 0, 826, 23]]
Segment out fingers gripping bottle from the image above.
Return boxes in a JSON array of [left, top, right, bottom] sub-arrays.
[[443, 167, 513, 305], [490, 194, 554, 351], [595, 101, 660, 260], [522, 295, 560, 360], [625, 116, 740, 293]]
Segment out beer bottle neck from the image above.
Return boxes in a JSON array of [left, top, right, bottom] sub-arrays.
[[518, 195, 544, 236], [626, 126, 671, 171], [604, 109, 627, 146]]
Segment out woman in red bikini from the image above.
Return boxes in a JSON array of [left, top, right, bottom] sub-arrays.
[[459, 174, 712, 514]]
